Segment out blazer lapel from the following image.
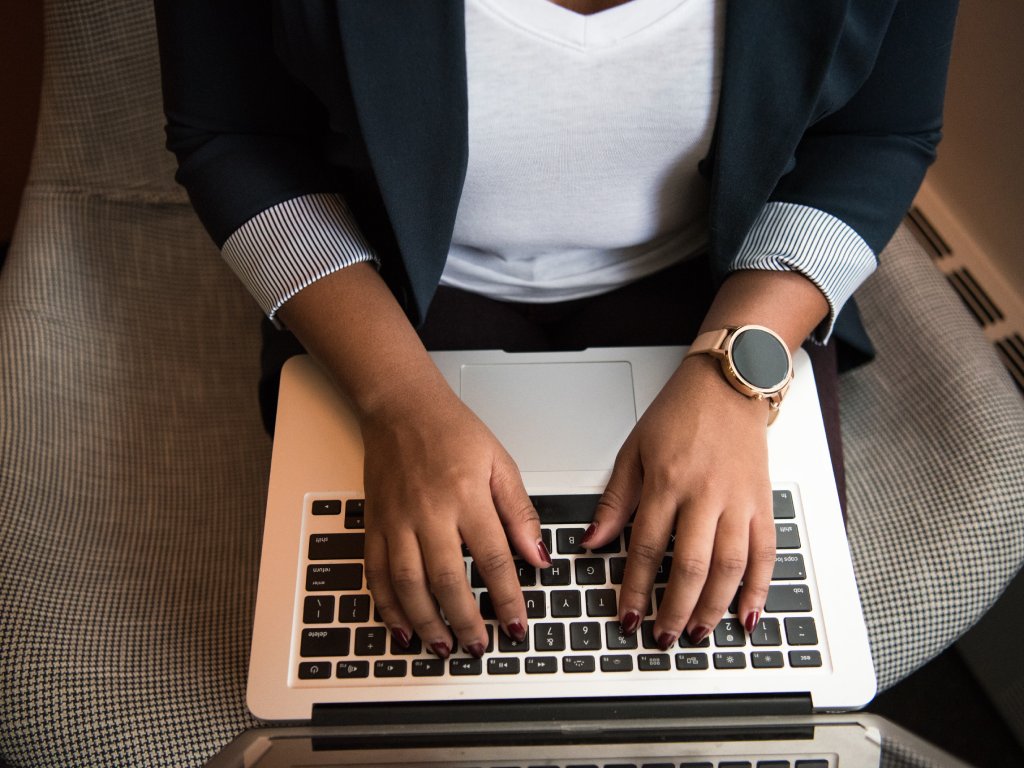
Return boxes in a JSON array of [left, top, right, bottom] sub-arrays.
[[709, 0, 852, 269], [335, 1, 468, 321]]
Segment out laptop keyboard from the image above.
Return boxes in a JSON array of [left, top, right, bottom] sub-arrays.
[[295, 490, 825, 685]]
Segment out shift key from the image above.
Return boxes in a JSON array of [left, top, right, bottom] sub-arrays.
[[306, 563, 362, 591]]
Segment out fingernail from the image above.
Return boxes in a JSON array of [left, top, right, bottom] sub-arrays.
[[620, 610, 641, 635], [466, 642, 486, 659], [581, 522, 598, 546], [507, 619, 527, 643], [688, 625, 711, 645], [537, 539, 552, 567], [391, 627, 411, 650], [430, 641, 451, 659], [744, 610, 761, 634], [657, 631, 678, 652]]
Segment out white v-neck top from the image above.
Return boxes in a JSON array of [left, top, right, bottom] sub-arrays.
[[440, 0, 725, 302]]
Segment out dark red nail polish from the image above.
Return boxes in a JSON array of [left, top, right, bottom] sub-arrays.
[[466, 642, 486, 659], [508, 620, 527, 643], [430, 641, 451, 659], [581, 522, 599, 545], [657, 631, 678, 652], [537, 539, 553, 567], [688, 625, 711, 645], [391, 627, 411, 650], [744, 610, 761, 634], [620, 610, 641, 635]]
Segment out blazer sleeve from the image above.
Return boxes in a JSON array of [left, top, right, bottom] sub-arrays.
[[733, 0, 958, 341], [154, 0, 376, 319]]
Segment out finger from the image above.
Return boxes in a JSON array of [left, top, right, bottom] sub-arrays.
[[652, 502, 718, 649], [685, 511, 750, 644], [737, 498, 776, 633], [418, 525, 489, 656], [617, 487, 675, 636], [363, 530, 416, 651], [461, 508, 529, 647], [584, 439, 642, 550], [491, 451, 550, 568], [385, 529, 455, 659]]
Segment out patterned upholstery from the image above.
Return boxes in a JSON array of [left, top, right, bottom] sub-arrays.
[[1, 1, 1021, 766]]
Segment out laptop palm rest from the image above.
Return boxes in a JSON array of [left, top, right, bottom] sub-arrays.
[[459, 361, 637, 472]]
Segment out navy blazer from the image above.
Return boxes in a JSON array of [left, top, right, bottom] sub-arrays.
[[156, 0, 957, 364]]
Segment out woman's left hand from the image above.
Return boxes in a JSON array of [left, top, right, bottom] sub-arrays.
[[581, 352, 778, 650]]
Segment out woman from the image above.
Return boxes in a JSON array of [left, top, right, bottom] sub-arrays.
[[155, 0, 957, 660]]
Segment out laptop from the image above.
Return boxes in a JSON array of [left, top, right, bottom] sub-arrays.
[[247, 346, 875, 728]]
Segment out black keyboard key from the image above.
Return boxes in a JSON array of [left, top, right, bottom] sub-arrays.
[[785, 617, 818, 646], [772, 490, 796, 519], [298, 662, 331, 679], [488, 657, 520, 675], [551, 590, 582, 618], [514, 559, 537, 587], [541, 528, 552, 554], [789, 650, 822, 668], [609, 557, 627, 584], [374, 659, 407, 678], [354, 627, 388, 656], [640, 620, 659, 649], [526, 656, 558, 674], [470, 563, 485, 589], [535, 623, 566, 652], [605, 621, 638, 650], [303, 595, 335, 624], [523, 590, 547, 619], [562, 655, 597, 673], [531, 494, 600, 523], [344, 498, 365, 529], [758, 762, 791, 768], [713, 652, 747, 669], [312, 500, 341, 516], [390, 633, 423, 655], [450, 658, 483, 675], [751, 651, 785, 668], [750, 618, 783, 646], [570, 621, 602, 651], [714, 619, 746, 647], [300, 628, 351, 657], [498, 628, 530, 653], [675, 653, 709, 670], [308, 533, 365, 560], [795, 761, 829, 768], [653, 556, 672, 584], [540, 559, 572, 586], [679, 631, 711, 649], [336, 660, 370, 678], [586, 589, 617, 617], [593, 535, 622, 554], [680, 764, 714, 768], [772, 553, 806, 580], [557, 528, 588, 555], [638, 654, 671, 671], [775, 523, 801, 549], [766, 584, 812, 612], [306, 563, 362, 591], [601, 654, 634, 672], [412, 658, 445, 677], [575, 558, 606, 585], [720, 763, 753, 768], [338, 594, 371, 623]]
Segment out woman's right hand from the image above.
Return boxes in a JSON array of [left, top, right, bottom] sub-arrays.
[[358, 383, 551, 659]]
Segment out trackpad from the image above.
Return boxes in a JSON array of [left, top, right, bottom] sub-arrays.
[[459, 362, 637, 472]]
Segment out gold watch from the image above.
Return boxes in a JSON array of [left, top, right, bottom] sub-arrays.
[[684, 325, 793, 425]]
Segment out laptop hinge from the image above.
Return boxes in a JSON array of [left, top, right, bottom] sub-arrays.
[[312, 693, 812, 727]]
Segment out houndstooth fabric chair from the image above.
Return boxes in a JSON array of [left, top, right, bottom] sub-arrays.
[[1, 1, 1022, 766]]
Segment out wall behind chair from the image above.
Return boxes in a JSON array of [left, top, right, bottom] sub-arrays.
[[0, 3, 43, 245]]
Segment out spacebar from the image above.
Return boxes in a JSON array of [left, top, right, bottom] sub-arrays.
[[530, 494, 601, 524]]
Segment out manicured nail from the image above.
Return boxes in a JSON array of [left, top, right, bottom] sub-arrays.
[[657, 631, 678, 652], [391, 627, 411, 650], [537, 539, 553, 567], [581, 522, 599, 546], [507, 619, 527, 643], [620, 610, 641, 635], [430, 641, 451, 659], [466, 642, 486, 659], [688, 625, 711, 645], [744, 610, 761, 634]]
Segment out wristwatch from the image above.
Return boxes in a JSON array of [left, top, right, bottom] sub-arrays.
[[684, 325, 793, 425]]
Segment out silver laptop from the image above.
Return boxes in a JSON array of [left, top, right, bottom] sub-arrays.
[[247, 346, 875, 723]]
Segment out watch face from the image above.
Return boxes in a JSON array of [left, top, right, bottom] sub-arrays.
[[730, 327, 791, 391]]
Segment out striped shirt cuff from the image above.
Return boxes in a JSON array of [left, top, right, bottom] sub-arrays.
[[730, 202, 878, 343], [221, 193, 379, 323]]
